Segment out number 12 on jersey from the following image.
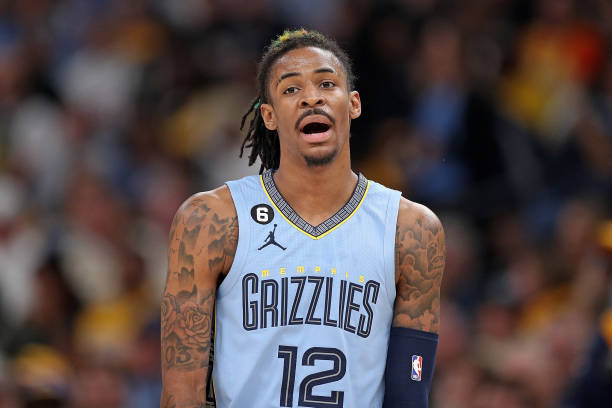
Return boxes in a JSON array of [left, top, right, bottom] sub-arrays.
[[277, 345, 346, 408]]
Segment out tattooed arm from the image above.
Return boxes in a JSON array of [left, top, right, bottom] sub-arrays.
[[393, 198, 445, 333], [161, 186, 238, 408], [383, 199, 444, 406]]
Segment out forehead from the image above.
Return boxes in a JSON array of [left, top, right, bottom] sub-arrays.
[[269, 46, 346, 83]]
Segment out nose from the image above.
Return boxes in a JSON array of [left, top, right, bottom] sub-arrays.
[[300, 84, 325, 108]]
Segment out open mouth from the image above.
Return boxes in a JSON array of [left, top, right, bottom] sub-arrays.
[[301, 122, 331, 134]]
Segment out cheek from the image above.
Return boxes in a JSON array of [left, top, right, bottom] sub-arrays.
[[275, 104, 296, 128], [278, 113, 296, 134], [335, 102, 352, 124]]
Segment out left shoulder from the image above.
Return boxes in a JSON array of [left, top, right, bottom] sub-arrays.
[[397, 197, 444, 236]]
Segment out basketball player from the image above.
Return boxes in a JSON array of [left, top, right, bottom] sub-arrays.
[[161, 30, 444, 408]]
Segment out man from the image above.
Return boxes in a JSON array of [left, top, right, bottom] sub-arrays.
[[161, 29, 444, 408]]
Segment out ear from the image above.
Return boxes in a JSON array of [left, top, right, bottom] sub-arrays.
[[349, 91, 361, 119], [260, 103, 277, 130]]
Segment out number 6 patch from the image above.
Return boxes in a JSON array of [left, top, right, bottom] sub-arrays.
[[251, 204, 274, 224]]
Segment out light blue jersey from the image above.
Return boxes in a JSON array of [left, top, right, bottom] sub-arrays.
[[213, 169, 401, 408]]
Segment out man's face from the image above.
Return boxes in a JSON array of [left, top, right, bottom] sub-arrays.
[[260, 46, 361, 167]]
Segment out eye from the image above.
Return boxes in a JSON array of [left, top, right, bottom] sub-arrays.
[[320, 81, 335, 89], [283, 86, 299, 94]]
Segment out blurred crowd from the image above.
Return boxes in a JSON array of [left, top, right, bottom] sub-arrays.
[[0, 0, 611, 407]]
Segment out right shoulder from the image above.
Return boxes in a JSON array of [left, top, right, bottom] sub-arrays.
[[172, 184, 236, 225], [169, 184, 238, 281]]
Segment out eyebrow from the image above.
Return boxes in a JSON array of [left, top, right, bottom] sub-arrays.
[[276, 67, 338, 86], [277, 72, 300, 86], [314, 67, 336, 75]]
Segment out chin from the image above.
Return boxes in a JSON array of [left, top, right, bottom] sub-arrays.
[[303, 149, 338, 167]]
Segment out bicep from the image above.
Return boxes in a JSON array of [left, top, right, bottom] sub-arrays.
[[392, 204, 445, 333]]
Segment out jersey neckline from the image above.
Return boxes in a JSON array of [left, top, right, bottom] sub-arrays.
[[259, 169, 370, 240]]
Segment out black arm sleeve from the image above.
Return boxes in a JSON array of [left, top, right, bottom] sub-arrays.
[[383, 326, 439, 408]]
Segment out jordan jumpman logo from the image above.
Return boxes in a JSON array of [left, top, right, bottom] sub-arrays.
[[258, 224, 286, 251]]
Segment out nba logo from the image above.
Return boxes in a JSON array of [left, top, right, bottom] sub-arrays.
[[411, 355, 422, 381]]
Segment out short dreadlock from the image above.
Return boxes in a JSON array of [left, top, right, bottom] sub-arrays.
[[239, 29, 355, 173]]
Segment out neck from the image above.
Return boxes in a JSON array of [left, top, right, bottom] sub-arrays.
[[273, 147, 357, 226]]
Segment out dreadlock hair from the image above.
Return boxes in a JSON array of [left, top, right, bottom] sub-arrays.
[[239, 29, 356, 173]]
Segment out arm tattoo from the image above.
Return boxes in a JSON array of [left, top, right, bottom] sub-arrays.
[[162, 193, 238, 407], [161, 287, 214, 371], [393, 213, 445, 332], [207, 214, 239, 276]]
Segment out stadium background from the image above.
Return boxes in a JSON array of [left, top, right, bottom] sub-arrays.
[[1, 0, 611, 407]]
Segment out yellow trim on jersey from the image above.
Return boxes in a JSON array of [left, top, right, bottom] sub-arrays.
[[259, 175, 370, 240]]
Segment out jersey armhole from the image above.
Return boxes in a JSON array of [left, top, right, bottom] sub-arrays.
[[383, 190, 401, 304], [217, 181, 251, 297]]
